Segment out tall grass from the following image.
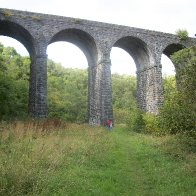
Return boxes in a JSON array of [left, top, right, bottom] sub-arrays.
[[0, 120, 195, 195], [0, 120, 113, 195]]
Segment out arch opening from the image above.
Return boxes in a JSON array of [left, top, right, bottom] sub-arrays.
[[49, 28, 97, 66], [0, 36, 30, 119], [109, 36, 158, 120], [162, 43, 186, 74], [110, 47, 136, 76], [0, 20, 35, 56], [47, 29, 98, 122], [47, 42, 88, 69], [110, 47, 137, 124], [161, 54, 175, 77], [112, 36, 151, 71], [161, 43, 186, 103], [161, 54, 176, 102], [162, 43, 186, 80], [110, 37, 150, 124]]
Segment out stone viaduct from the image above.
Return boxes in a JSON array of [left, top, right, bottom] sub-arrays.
[[0, 8, 195, 125]]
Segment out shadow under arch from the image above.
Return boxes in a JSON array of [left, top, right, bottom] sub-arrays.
[[0, 20, 35, 56], [49, 28, 98, 66], [163, 43, 186, 58], [112, 36, 152, 71]]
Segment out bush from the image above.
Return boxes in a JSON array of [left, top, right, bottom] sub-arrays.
[[158, 93, 195, 135], [142, 113, 159, 133], [127, 107, 145, 132], [127, 109, 160, 134], [158, 47, 196, 136], [176, 29, 188, 40], [127, 47, 196, 136], [113, 108, 129, 124]]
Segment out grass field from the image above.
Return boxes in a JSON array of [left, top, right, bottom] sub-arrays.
[[0, 120, 195, 195]]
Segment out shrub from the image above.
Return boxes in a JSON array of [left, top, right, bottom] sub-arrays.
[[31, 15, 41, 21], [142, 113, 159, 133], [176, 29, 189, 40], [3, 10, 12, 18], [158, 92, 195, 135], [113, 108, 129, 124], [158, 47, 196, 136], [127, 107, 145, 132]]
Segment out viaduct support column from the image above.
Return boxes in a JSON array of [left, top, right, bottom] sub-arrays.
[[29, 53, 47, 118], [88, 65, 101, 125], [88, 57, 113, 125], [137, 65, 163, 114], [99, 58, 113, 125]]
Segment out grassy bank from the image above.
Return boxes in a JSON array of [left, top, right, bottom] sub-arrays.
[[0, 121, 195, 195]]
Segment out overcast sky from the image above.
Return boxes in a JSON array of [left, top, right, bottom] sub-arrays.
[[0, 0, 195, 75]]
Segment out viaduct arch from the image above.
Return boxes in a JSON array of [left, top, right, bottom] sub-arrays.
[[0, 8, 195, 125]]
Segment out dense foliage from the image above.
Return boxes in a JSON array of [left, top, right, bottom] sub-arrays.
[[47, 60, 88, 122], [1, 42, 194, 136], [0, 43, 137, 122], [159, 46, 196, 135], [0, 43, 30, 119], [112, 74, 136, 124], [128, 47, 196, 136]]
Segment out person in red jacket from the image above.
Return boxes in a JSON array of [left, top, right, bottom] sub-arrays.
[[107, 119, 112, 130]]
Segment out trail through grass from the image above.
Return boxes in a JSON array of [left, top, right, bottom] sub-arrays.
[[0, 121, 195, 195]]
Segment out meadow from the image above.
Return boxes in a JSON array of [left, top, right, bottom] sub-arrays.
[[0, 120, 195, 195]]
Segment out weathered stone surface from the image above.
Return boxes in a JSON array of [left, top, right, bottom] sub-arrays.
[[0, 8, 195, 125]]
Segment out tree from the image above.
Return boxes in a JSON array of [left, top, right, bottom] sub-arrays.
[[0, 43, 138, 123], [47, 60, 88, 122], [112, 74, 137, 124], [0, 43, 29, 119], [159, 46, 196, 135]]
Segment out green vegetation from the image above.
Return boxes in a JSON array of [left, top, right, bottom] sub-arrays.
[[3, 10, 12, 18], [31, 15, 41, 21], [74, 18, 82, 24], [0, 122, 195, 195], [0, 43, 137, 123], [0, 41, 195, 195], [176, 29, 189, 40], [158, 47, 196, 136], [0, 43, 30, 119], [0, 42, 195, 136], [47, 60, 88, 122], [127, 47, 196, 137], [112, 74, 136, 124]]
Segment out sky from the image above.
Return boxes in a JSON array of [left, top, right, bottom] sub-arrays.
[[0, 0, 195, 75]]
